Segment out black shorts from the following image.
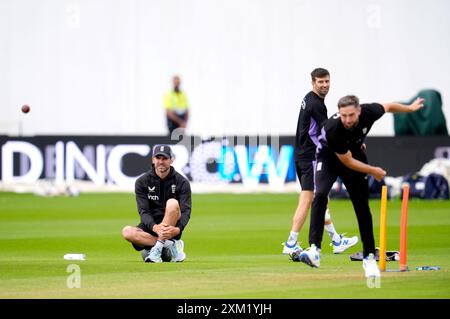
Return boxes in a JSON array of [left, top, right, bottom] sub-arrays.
[[167, 113, 187, 134], [314, 150, 369, 197], [131, 223, 182, 251], [295, 160, 315, 191]]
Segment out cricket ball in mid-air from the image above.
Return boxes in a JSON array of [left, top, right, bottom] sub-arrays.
[[21, 104, 30, 113]]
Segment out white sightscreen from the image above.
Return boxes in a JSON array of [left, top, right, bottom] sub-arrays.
[[1, 0, 449, 136]]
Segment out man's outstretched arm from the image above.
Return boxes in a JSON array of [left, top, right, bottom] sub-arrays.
[[382, 97, 424, 113]]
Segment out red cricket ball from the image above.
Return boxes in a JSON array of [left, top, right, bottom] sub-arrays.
[[21, 104, 30, 113]]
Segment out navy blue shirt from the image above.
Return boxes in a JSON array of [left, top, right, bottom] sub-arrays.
[[135, 165, 192, 232], [295, 91, 328, 161]]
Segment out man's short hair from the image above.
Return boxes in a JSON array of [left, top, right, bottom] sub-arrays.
[[338, 95, 360, 109], [311, 68, 330, 81]]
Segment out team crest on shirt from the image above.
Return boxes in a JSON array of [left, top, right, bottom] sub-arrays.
[[362, 127, 368, 134], [171, 184, 176, 194], [301, 99, 306, 110]]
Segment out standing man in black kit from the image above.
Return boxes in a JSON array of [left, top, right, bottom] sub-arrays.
[[122, 144, 192, 263], [283, 68, 358, 256], [296, 95, 424, 278]]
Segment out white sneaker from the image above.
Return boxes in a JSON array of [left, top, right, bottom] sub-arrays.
[[166, 239, 186, 262], [363, 253, 381, 278], [332, 234, 359, 254], [282, 241, 303, 255], [145, 244, 163, 263], [298, 244, 320, 268]]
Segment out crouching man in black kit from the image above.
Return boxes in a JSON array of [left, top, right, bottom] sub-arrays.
[[122, 144, 192, 262]]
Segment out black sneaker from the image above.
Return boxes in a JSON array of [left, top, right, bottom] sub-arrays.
[[141, 249, 151, 262]]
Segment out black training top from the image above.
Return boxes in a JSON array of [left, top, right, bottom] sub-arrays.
[[295, 91, 328, 161], [135, 165, 192, 232], [318, 103, 385, 157]]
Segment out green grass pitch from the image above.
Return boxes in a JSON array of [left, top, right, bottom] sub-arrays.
[[0, 192, 449, 298]]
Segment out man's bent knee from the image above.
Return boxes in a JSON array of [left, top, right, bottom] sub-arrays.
[[122, 225, 135, 241], [166, 199, 181, 215], [166, 198, 179, 208]]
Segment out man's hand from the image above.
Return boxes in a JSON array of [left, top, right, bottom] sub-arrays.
[[153, 223, 180, 240], [152, 224, 164, 236], [159, 225, 181, 240], [409, 97, 425, 112], [383, 98, 425, 113], [371, 166, 387, 181]]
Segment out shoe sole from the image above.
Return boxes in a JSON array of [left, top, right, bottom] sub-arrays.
[[145, 253, 163, 263], [145, 258, 162, 263], [172, 253, 186, 262], [299, 253, 319, 268], [282, 248, 302, 255], [289, 251, 302, 262]]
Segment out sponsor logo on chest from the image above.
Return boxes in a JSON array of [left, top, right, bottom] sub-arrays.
[[148, 185, 159, 201]]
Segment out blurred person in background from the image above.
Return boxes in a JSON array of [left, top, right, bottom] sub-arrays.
[[164, 75, 189, 136]]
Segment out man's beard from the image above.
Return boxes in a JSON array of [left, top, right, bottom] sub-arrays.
[[319, 88, 329, 97], [156, 166, 169, 173]]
